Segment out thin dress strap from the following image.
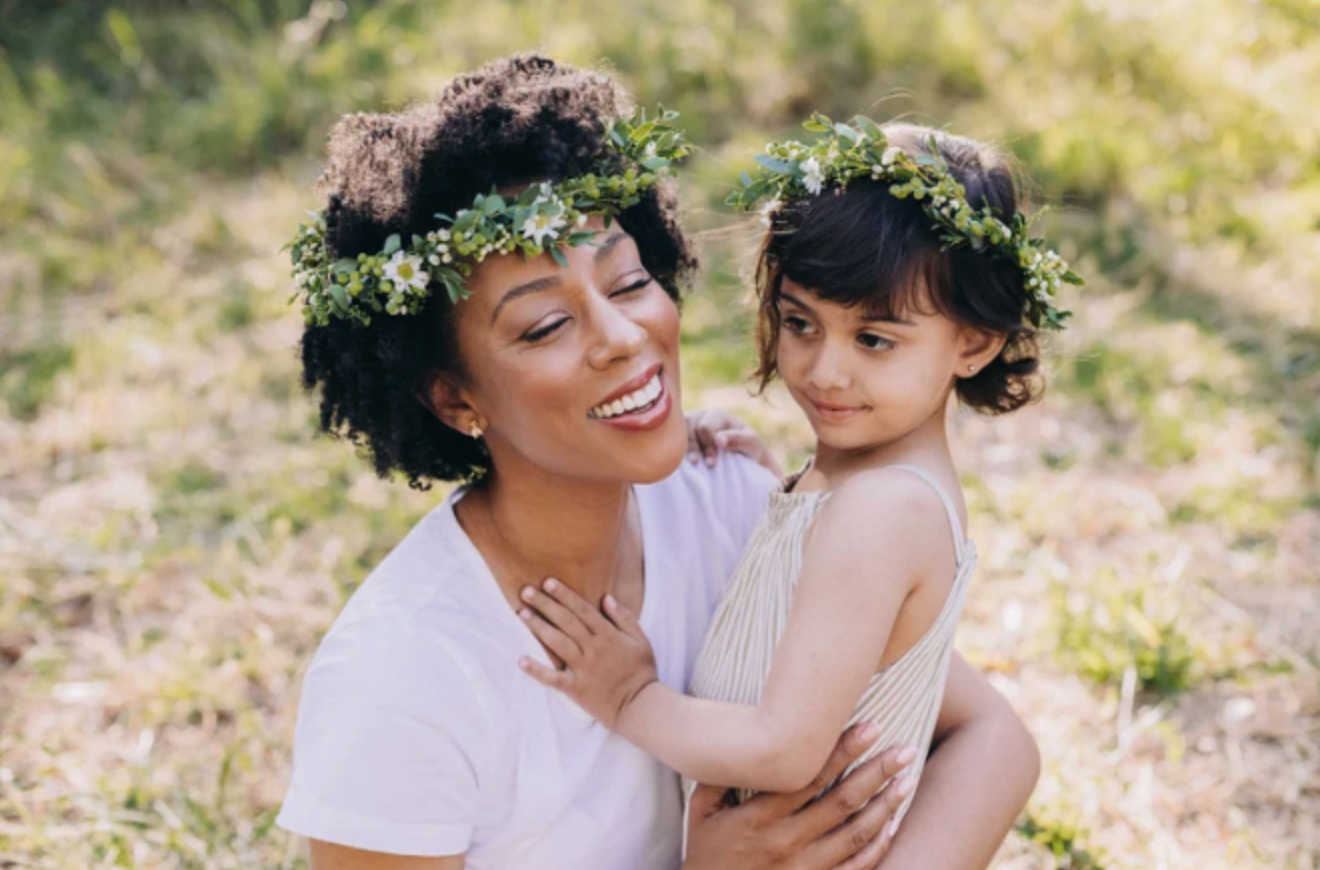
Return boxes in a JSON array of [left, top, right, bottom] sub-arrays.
[[879, 464, 967, 564]]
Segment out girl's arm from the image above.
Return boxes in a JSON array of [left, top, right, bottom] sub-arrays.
[[518, 470, 954, 792], [876, 653, 1040, 870], [309, 842, 465, 869]]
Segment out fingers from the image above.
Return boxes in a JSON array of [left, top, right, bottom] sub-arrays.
[[518, 608, 583, 665], [517, 654, 573, 691], [813, 771, 915, 870], [603, 593, 645, 640], [691, 422, 719, 466], [773, 724, 881, 814], [793, 742, 916, 840], [542, 578, 614, 634], [519, 583, 596, 644]]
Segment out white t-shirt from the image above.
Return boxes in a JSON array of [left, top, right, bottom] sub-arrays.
[[277, 455, 776, 868]]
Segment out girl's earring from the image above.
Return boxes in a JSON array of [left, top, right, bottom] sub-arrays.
[[469, 420, 484, 439]]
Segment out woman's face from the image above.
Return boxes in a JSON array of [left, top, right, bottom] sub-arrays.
[[774, 276, 965, 452], [447, 216, 687, 485]]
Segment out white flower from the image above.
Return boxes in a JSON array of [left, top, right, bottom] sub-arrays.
[[382, 251, 429, 292], [438, 229, 451, 241], [758, 196, 782, 227], [801, 157, 826, 195], [643, 141, 658, 160], [575, 212, 589, 228], [522, 211, 567, 247], [532, 182, 556, 206], [881, 147, 900, 167], [428, 254, 440, 265]]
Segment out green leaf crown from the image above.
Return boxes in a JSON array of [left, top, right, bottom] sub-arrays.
[[728, 114, 1083, 331], [284, 107, 692, 326]]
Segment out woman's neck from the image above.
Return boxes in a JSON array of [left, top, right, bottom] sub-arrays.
[[456, 463, 642, 614]]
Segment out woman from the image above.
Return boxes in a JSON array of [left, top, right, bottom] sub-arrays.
[[276, 53, 1040, 870]]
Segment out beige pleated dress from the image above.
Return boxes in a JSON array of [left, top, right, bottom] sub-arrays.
[[681, 464, 977, 849]]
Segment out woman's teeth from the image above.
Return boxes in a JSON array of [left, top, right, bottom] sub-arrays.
[[588, 374, 663, 420]]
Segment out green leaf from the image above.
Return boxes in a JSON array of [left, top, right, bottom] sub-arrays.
[[640, 157, 671, 171], [549, 245, 569, 267], [741, 170, 752, 188], [854, 116, 883, 141], [482, 194, 506, 215], [329, 284, 350, 310], [382, 234, 402, 256], [568, 230, 598, 246], [754, 154, 797, 175], [834, 123, 859, 143]]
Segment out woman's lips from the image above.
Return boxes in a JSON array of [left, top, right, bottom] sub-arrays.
[[590, 372, 673, 432]]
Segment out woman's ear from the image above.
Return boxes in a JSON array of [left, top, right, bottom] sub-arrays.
[[417, 371, 485, 438], [956, 327, 1008, 378]]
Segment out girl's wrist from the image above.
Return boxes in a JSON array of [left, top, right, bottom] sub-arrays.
[[615, 676, 660, 736]]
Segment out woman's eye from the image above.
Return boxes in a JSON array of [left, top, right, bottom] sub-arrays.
[[523, 318, 569, 343], [611, 276, 653, 297], [858, 333, 896, 351]]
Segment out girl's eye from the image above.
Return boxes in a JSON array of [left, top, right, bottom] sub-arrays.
[[858, 333, 896, 351], [611, 276, 653, 297], [523, 318, 569, 343], [782, 315, 814, 334]]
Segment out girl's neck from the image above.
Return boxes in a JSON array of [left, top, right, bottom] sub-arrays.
[[810, 402, 956, 485], [455, 463, 641, 614]]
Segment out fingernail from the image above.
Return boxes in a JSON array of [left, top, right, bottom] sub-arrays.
[[858, 723, 880, 742], [896, 745, 917, 765], [604, 594, 617, 608], [886, 816, 900, 839], [688, 452, 698, 463], [517, 656, 530, 669], [521, 587, 536, 602], [544, 578, 558, 591], [894, 776, 916, 798], [518, 608, 532, 620]]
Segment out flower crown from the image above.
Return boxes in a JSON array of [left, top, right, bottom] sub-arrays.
[[728, 114, 1082, 331], [284, 107, 692, 326]]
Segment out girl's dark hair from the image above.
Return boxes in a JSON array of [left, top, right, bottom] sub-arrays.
[[300, 53, 698, 489], [752, 124, 1042, 414]]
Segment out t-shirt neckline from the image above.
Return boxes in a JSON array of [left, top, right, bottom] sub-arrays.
[[438, 485, 655, 724]]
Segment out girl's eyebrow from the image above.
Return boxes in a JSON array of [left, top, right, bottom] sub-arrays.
[[780, 290, 915, 326]]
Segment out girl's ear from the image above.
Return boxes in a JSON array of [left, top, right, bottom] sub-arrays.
[[417, 371, 486, 437], [956, 327, 1008, 378]]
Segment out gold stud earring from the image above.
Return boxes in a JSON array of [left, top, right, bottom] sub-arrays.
[[469, 420, 483, 439], [968, 364, 977, 373]]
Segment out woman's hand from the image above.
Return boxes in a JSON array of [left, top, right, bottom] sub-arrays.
[[516, 579, 658, 729], [686, 409, 783, 478], [683, 724, 917, 870]]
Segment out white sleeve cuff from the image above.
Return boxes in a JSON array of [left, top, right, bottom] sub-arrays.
[[276, 794, 472, 857]]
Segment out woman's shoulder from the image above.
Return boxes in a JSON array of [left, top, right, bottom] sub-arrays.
[[640, 453, 778, 546]]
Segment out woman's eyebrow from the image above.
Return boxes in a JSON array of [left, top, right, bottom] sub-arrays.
[[593, 232, 628, 261], [489, 233, 630, 324], [490, 275, 561, 324]]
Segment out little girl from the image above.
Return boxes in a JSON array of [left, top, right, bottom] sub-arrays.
[[515, 116, 1080, 839]]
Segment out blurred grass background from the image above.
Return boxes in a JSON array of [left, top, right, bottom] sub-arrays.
[[1, 0, 1318, 867]]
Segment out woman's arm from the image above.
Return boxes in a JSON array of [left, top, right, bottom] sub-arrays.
[[519, 471, 952, 792], [876, 653, 1040, 870], [309, 841, 465, 870]]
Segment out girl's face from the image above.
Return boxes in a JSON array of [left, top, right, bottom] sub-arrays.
[[774, 276, 979, 453], [442, 216, 687, 485]]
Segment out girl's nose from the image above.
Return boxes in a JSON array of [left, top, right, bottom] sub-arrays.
[[805, 342, 853, 392]]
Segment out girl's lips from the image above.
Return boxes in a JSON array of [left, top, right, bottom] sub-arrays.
[[592, 374, 673, 432], [809, 400, 864, 422]]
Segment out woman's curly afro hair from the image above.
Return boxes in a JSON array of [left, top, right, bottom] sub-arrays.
[[299, 53, 698, 489]]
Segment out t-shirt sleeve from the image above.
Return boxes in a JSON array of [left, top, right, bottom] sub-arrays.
[[704, 452, 778, 551], [276, 619, 489, 857]]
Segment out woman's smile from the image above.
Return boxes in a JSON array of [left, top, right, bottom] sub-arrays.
[[587, 364, 672, 431]]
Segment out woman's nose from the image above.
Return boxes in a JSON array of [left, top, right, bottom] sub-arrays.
[[586, 298, 647, 369]]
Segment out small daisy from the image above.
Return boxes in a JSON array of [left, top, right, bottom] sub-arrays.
[[801, 157, 826, 195], [383, 251, 429, 292], [522, 211, 567, 247]]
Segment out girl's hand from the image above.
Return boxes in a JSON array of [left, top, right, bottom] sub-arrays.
[[683, 724, 917, 870], [516, 579, 658, 729], [686, 409, 783, 478]]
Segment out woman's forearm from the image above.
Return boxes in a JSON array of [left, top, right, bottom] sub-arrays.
[[878, 674, 1040, 870]]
